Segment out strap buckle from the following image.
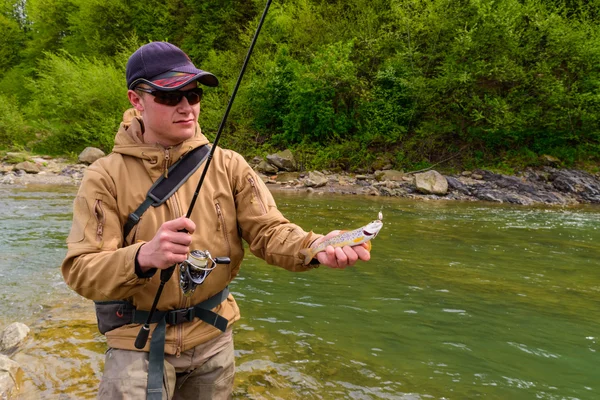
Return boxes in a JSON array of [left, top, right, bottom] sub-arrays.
[[166, 307, 195, 325]]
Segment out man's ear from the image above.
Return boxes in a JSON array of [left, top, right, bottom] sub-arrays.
[[128, 90, 145, 112]]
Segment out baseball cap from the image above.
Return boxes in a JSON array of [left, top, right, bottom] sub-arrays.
[[126, 41, 219, 90]]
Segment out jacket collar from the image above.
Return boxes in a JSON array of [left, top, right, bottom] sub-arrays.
[[112, 108, 210, 168]]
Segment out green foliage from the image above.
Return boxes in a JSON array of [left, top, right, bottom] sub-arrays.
[[0, 15, 25, 76], [23, 0, 78, 60], [25, 51, 129, 154], [0, 65, 36, 105], [0, 0, 598, 171], [0, 94, 31, 148], [357, 64, 414, 147]]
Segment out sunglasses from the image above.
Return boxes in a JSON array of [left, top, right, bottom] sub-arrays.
[[136, 87, 203, 106]]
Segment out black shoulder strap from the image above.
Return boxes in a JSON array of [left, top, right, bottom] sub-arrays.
[[123, 144, 210, 240]]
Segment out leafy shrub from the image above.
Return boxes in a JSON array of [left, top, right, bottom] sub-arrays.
[[0, 94, 31, 148], [26, 51, 129, 154]]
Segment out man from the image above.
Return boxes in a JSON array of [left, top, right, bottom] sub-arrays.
[[61, 41, 370, 399]]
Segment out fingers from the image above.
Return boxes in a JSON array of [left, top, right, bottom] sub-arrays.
[[137, 217, 196, 271], [318, 243, 371, 269], [163, 216, 196, 234], [354, 244, 371, 262], [158, 230, 192, 246]]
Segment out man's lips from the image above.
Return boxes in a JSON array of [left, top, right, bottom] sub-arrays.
[[174, 119, 194, 124]]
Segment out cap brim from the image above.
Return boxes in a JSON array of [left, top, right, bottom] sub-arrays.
[[130, 71, 219, 90]]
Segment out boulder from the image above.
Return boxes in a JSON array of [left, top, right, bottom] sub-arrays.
[[541, 154, 561, 166], [255, 160, 278, 175], [275, 172, 300, 183], [13, 161, 40, 174], [266, 150, 296, 172], [374, 170, 404, 182], [0, 323, 30, 351], [0, 355, 22, 399], [302, 171, 328, 188], [250, 156, 263, 166], [446, 176, 471, 195], [78, 147, 105, 164], [3, 152, 31, 164], [414, 170, 448, 195], [551, 170, 600, 203]]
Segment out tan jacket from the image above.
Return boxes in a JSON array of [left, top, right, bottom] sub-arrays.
[[62, 109, 320, 355]]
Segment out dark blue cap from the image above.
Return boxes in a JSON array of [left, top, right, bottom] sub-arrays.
[[126, 42, 218, 90]]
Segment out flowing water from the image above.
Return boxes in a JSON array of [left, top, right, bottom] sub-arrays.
[[0, 185, 599, 399]]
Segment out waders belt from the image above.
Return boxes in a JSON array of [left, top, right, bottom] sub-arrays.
[[132, 287, 229, 400], [123, 144, 210, 240]]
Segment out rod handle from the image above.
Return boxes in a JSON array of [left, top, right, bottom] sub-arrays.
[[134, 324, 150, 349]]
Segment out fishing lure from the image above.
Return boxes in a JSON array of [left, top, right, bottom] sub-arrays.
[[299, 212, 383, 265]]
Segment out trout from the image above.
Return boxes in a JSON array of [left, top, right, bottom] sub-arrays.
[[299, 212, 383, 265]]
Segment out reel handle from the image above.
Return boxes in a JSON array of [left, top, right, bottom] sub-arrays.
[[214, 257, 231, 264]]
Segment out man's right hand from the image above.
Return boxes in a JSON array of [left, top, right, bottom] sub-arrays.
[[136, 216, 196, 273]]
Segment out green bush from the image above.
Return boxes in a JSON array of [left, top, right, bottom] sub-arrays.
[[25, 51, 130, 154], [0, 0, 598, 172], [0, 94, 31, 148]]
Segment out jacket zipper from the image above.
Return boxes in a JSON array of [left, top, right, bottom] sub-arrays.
[[215, 203, 231, 256], [163, 147, 171, 178], [93, 199, 105, 242], [248, 177, 267, 215]]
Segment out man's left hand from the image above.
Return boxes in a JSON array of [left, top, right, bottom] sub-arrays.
[[312, 230, 371, 269]]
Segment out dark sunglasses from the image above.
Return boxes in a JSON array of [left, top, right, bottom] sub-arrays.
[[136, 87, 203, 106]]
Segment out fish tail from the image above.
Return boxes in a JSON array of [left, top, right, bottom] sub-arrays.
[[299, 248, 315, 266]]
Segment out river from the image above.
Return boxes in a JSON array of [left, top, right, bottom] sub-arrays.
[[0, 185, 598, 399]]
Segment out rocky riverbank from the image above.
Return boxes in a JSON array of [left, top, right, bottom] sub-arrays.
[[1, 150, 600, 206], [0, 323, 30, 399]]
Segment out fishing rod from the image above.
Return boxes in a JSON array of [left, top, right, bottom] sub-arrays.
[[135, 0, 273, 349]]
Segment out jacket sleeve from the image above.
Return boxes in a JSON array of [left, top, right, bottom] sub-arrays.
[[230, 153, 322, 271], [61, 163, 153, 301]]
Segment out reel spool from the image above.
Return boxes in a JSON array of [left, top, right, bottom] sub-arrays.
[[180, 250, 230, 296]]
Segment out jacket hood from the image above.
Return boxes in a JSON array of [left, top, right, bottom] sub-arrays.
[[112, 108, 210, 162]]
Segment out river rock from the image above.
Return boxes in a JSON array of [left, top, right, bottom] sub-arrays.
[[550, 169, 600, 203], [13, 162, 41, 174], [266, 150, 296, 172], [415, 170, 448, 195], [541, 154, 561, 166], [302, 171, 328, 188], [275, 172, 300, 183], [78, 147, 105, 164], [0, 355, 22, 399], [3, 152, 31, 164], [255, 160, 278, 175], [0, 323, 30, 351], [374, 170, 404, 182], [446, 176, 471, 195]]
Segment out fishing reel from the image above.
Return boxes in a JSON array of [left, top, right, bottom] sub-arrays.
[[179, 250, 230, 296]]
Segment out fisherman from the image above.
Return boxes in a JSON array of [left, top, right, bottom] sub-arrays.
[[61, 41, 371, 399]]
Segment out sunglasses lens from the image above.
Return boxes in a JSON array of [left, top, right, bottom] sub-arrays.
[[152, 88, 203, 106], [186, 91, 202, 105]]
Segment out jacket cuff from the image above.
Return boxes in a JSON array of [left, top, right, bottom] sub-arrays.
[[134, 244, 157, 279]]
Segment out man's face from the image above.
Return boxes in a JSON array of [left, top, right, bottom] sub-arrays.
[[128, 82, 201, 147]]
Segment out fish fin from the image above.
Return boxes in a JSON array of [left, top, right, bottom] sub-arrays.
[[298, 248, 314, 266]]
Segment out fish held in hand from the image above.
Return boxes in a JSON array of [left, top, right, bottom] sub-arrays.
[[299, 213, 383, 265]]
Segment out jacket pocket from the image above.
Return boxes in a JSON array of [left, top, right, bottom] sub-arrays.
[[215, 202, 232, 257], [94, 199, 106, 243], [247, 175, 267, 216]]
